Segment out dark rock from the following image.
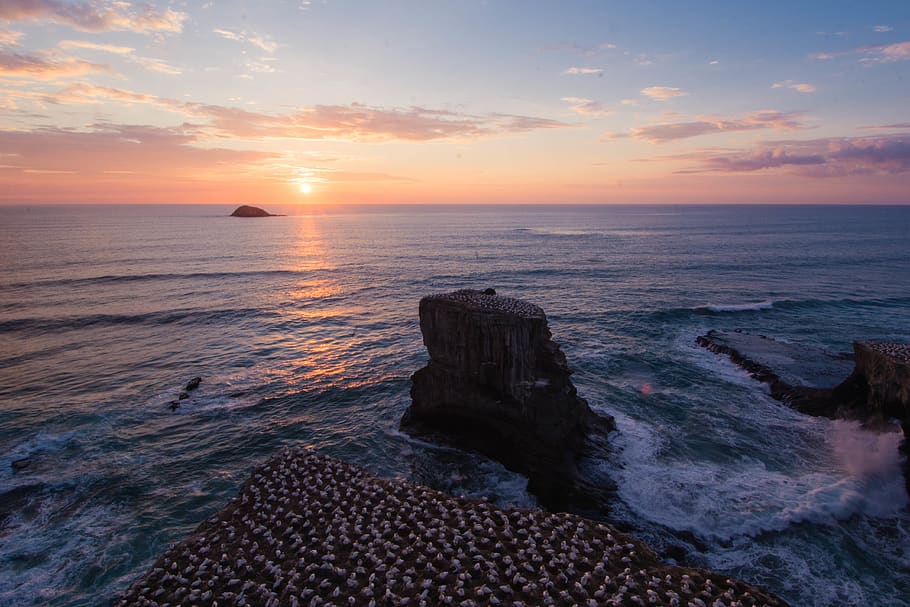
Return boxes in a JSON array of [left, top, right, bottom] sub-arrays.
[[698, 331, 910, 491], [230, 205, 276, 217], [178, 391, 189, 400], [482, 287, 496, 295], [11, 457, 31, 471], [229, 391, 246, 398], [185, 377, 201, 391], [401, 289, 615, 510], [695, 330, 856, 418], [168, 401, 180, 411]]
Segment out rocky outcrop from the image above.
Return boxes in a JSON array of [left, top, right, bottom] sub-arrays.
[[841, 342, 910, 432], [117, 448, 787, 607], [695, 330, 856, 418], [698, 332, 910, 490], [230, 205, 276, 217], [401, 290, 614, 510]]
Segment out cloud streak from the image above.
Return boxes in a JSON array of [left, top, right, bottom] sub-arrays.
[[0, 0, 186, 33], [813, 40, 910, 64], [681, 134, 910, 177], [30, 83, 574, 142], [615, 111, 806, 143], [561, 97, 610, 116], [0, 48, 109, 80], [772, 80, 816, 93], [641, 86, 686, 101], [563, 66, 602, 75], [213, 28, 279, 54]]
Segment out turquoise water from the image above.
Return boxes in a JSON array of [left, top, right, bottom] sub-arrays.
[[1, 204, 908, 606]]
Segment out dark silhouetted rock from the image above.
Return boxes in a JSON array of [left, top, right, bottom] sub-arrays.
[[230, 205, 275, 217], [402, 289, 614, 510], [482, 287, 496, 295], [178, 391, 189, 400], [167, 401, 180, 411], [11, 457, 30, 471], [185, 376, 201, 391]]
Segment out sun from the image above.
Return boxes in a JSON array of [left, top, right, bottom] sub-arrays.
[[299, 182, 312, 194]]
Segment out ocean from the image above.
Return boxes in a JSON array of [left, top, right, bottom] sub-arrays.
[[1, 203, 908, 607]]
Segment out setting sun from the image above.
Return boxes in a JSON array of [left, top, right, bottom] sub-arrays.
[[299, 182, 312, 194]]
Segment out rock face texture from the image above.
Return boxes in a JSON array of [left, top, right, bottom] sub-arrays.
[[843, 341, 910, 431], [230, 205, 275, 217], [117, 448, 787, 607], [401, 290, 614, 510]]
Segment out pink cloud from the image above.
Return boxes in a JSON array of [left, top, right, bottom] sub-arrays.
[[641, 86, 687, 101], [561, 96, 611, 116], [772, 80, 816, 93], [0, 123, 275, 176], [681, 134, 910, 177], [35, 84, 573, 142], [0, 0, 185, 33], [623, 111, 806, 143], [812, 40, 910, 64], [0, 48, 109, 79]]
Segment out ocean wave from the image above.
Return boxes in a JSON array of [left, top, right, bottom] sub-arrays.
[[609, 413, 907, 543], [697, 301, 776, 313], [0, 307, 274, 333], [2, 268, 320, 290]]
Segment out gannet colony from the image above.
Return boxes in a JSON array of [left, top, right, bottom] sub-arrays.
[[117, 448, 784, 607]]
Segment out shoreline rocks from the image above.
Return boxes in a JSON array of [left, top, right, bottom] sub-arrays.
[[697, 330, 910, 490], [401, 290, 614, 511], [116, 447, 786, 607]]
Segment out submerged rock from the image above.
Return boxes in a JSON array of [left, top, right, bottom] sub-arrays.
[[401, 289, 614, 510], [229, 205, 275, 217], [116, 447, 787, 607], [185, 376, 202, 391], [11, 457, 30, 472]]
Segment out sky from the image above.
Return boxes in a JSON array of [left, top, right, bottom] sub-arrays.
[[1, 0, 909, 204]]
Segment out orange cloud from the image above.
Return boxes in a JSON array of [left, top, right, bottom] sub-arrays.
[[0, 0, 185, 33], [0, 48, 109, 80], [36, 83, 573, 142], [561, 97, 611, 116], [615, 111, 806, 143], [641, 86, 687, 101]]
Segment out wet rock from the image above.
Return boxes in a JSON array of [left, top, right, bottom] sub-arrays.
[[11, 457, 30, 471], [178, 391, 189, 400], [402, 289, 614, 510], [185, 376, 201, 391], [167, 401, 180, 411]]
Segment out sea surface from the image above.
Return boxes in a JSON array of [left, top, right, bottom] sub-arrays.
[[1, 204, 909, 607]]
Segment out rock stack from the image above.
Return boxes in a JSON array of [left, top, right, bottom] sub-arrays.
[[401, 290, 614, 510]]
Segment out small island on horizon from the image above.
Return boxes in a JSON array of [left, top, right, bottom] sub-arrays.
[[229, 205, 282, 217]]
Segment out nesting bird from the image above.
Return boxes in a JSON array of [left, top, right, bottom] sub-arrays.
[[117, 448, 784, 607]]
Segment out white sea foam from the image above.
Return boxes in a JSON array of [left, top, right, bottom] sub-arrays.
[[609, 410, 907, 542], [699, 301, 776, 313]]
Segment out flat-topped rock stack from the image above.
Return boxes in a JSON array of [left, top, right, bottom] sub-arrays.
[[402, 289, 614, 510], [842, 341, 910, 431], [117, 448, 786, 607]]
